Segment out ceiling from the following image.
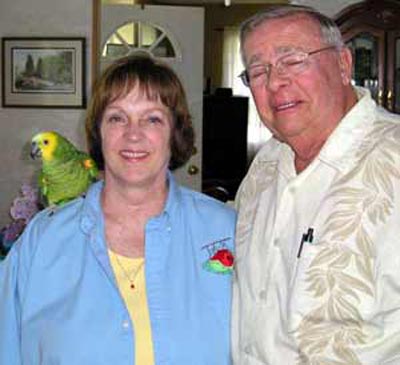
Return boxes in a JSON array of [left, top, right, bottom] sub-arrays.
[[103, 0, 282, 6], [155, 0, 279, 3]]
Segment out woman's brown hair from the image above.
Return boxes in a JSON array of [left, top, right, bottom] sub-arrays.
[[86, 53, 194, 171]]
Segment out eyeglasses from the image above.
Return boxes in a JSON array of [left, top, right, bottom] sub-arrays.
[[239, 45, 337, 87]]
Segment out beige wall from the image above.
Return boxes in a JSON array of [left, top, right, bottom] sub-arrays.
[[0, 0, 93, 226]]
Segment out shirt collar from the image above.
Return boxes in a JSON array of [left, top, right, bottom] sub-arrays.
[[255, 87, 376, 174], [318, 87, 376, 172], [79, 171, 181, 233], [163, 170, 180, 217], [79, 180, 103, 234]]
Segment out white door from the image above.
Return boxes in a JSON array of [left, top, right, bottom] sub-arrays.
[[100, 4, 204, 191]]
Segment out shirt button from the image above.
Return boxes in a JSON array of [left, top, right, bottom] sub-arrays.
[[166, 226, 171, 232], [122, 320, 130, 329], [273, 238, 279, 246], [244, 344, 252, 354], [259, 290, 267, 301]]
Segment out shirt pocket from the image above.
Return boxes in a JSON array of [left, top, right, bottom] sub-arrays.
[[288, 240, 378, 336]]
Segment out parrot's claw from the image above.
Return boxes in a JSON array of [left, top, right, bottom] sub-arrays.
[[47, 204, 57, 216]]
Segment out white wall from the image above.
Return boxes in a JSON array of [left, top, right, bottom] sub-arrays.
[[0, 0, 92, 226]]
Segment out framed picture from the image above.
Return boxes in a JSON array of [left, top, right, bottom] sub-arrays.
[[1, 37, 86, 108]]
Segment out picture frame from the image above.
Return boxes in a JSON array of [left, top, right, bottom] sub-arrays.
[[1, 37, 86, 108]]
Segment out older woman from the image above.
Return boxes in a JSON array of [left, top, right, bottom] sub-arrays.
[[0, 54, 236, 365]]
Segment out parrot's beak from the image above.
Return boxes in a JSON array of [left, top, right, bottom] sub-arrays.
[[30, 141, 42, 160]]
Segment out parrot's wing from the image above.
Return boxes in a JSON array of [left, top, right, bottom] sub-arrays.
[[39, 149, 99, 207], [77, 151, 99, 181], [37, 170, 50, 207], [38, 170, 48, 197]]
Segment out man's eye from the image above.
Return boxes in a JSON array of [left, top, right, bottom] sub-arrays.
[[282, 57, 304, 67], [248, 67, 266, 79]]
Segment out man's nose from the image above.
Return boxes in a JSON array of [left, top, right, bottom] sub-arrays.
[[266, 67, 291, 91]]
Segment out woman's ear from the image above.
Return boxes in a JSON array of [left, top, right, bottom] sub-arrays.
[[338, 47, 353, 85]]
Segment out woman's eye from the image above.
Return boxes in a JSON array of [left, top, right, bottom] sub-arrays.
[[108, 115, 123, 123], [147, 116, 162, 124]]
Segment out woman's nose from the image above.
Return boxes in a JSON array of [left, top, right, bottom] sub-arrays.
[[124, 119, 144, 139]]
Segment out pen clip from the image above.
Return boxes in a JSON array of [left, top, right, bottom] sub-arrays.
[[297, 228, 314, 258]]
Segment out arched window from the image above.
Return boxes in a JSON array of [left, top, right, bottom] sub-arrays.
[[102, 21, 180, 60]]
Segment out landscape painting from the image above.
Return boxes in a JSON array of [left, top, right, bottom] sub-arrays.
[[2, 38, 86, 108], [12, 48, 75, 94]]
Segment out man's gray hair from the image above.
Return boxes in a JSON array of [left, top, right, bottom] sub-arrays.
[[240, 5, 345, 63]]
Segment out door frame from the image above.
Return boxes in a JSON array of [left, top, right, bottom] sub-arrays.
[[91, 0, 204, 191]]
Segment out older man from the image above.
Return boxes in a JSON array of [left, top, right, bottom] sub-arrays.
[[233, 5, 400, 365]]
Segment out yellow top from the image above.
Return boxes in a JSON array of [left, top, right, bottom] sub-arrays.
[[108, 250, 155, 365]]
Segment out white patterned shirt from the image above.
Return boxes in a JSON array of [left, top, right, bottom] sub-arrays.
[[232, 87, 400, 365]]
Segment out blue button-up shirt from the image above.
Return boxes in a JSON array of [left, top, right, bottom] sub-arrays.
[[0, 174, 236, 365]]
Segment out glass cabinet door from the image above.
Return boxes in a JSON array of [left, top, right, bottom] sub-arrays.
[[336, 0, 400, 114], [343, 28, 385, 105], [388, 30, 400, 114]]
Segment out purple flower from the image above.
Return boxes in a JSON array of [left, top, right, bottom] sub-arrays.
[[0, 183, 41, 259], [3, 219, 26, 242], [20, 183, 39, 202], [9, 184, 40, 222]]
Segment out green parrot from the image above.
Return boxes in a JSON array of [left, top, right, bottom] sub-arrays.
[[30, 131, 99, 207]]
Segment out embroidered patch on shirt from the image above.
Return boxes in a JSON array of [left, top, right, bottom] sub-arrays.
[[202, 238, 234, 274]]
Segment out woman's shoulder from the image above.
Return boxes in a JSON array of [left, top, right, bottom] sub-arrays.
[[31, 197, 85, 229], [4, 197, 87, 269], [17, 197, 86, 250], [27, 181, 102, 232]]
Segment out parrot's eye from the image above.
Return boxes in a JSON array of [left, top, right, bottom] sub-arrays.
[[43, 139, 49, 145]]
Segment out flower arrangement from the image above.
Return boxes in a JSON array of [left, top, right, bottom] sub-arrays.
[[0, 183, 41, 259]]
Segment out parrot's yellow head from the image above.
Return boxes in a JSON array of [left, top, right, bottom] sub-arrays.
[[30, 131, 59, 162]]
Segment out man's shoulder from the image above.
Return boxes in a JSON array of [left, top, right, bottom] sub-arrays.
[[242, 138, 281, 183], [234, 139, 281, 209], [375, 104, 400, 123], [369, 107, 400, 146], [252, 137, 282, 163]]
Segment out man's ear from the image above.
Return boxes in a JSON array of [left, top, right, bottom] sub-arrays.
[[338, 47, 353, 85]]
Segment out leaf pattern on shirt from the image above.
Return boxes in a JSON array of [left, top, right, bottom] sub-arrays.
[[296, 122, 400, 365]]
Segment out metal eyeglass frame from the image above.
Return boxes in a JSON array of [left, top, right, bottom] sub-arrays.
[[238, 45, 338, 87]]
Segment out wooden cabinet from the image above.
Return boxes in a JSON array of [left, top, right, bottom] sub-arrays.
[[202, 94, 249, 201], [336, 0, 400, 113]]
